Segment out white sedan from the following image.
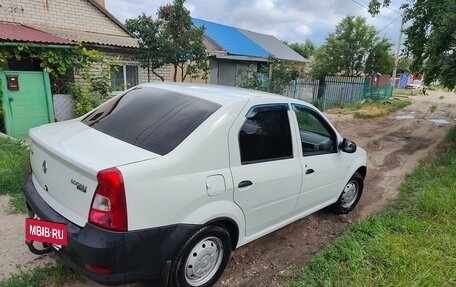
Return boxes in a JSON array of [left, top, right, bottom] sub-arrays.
[[24, 83, 367, 287]]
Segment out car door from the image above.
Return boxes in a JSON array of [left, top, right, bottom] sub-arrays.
[[291, 104, 345, 212], [229, 102, 303, 237]]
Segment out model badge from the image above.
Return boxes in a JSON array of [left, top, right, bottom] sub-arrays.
[[42, 160, 47, 174], [71, 179, 87, 193]]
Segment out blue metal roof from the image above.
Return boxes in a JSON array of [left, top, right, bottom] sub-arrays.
[[192, 18, 269, 58]]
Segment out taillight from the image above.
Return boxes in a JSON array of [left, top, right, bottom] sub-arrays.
[[88, 168, 127, 231]]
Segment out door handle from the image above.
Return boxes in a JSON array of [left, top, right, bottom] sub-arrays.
[[305, 169, 314, 174], [238, 180, 253, 188]]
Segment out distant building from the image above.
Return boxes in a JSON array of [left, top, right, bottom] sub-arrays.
[[192, 18, 306, 86]]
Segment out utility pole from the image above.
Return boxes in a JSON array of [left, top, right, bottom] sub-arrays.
[[391, 18, 404, 88]]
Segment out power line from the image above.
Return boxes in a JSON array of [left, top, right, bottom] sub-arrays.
[[351, 0, 396, 21], [384, 6, 402, 16], [378, 15, 402, 33]]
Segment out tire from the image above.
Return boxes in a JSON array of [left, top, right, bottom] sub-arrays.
[[332, 172, 364, 214], [169, 225, 232, 287]]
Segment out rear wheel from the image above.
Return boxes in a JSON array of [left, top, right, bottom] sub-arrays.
[[332, 172, 363, 214], [169, 225, 231, 287]]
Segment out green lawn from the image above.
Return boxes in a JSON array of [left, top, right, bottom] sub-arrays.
[[0, 137, 29, 213], [0, 261, 77, 287], [288, 126, 456, 287], [329, 98, 412, 119]]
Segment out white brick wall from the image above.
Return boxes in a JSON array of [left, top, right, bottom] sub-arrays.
[[0, 0, 128, 36]]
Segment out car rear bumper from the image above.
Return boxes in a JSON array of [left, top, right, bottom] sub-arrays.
[[23, 173, 199, 286]]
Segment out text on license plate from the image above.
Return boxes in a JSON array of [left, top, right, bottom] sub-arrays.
[[25, 218, 68, 246]]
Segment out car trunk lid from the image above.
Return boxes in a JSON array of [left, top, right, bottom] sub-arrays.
[[29, 120, 159, 227]]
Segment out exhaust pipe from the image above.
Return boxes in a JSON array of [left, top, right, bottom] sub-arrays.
[[25, 240, 52, 255]]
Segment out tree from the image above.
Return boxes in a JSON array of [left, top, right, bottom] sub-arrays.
[[288, 40, 317, 59], [125, 14, 166, 81], [365, 38, 395, 74], [311, 16, 393, 78], [368, 0, 456, 89], [157, 0, 209, 82], [397, 57, 413, 74], [239, 57, 302, 95]]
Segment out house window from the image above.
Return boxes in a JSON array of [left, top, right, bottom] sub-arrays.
[[110, 65, 139, 91]]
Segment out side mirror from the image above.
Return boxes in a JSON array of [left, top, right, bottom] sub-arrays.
[[340, 138, 357, 153]]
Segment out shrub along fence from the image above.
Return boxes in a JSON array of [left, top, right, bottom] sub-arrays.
[[285, 76, 393, 110]]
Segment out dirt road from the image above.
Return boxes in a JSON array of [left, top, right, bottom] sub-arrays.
[[0, 90, 454, 286]]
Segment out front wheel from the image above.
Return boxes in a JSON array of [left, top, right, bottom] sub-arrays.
[[169, 225, 232, 287], [331, 172, 364, 214]]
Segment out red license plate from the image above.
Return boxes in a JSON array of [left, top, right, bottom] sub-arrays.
[[25, 218, 68, 246]]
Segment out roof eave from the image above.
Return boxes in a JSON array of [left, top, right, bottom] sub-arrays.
[[87, 0, 136, 38]]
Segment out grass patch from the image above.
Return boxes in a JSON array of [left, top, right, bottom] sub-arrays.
[[288, 126, 456, 287], [392, 88, 418, 96], [439, 96, 445, 100], [429, 104, 437, 113], [0, 138, 29, 213], [0, 261, 77, 287], [328, 98, 411, 119]]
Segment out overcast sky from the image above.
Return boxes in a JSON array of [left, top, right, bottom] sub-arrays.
[[106, 0, 405, 47]]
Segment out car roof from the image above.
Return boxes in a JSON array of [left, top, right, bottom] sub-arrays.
[[138, 82, 291, 106]]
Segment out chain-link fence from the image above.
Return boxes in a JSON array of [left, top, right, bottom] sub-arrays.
[[50, 71, 75, 95], [50, 71, 77, 121]]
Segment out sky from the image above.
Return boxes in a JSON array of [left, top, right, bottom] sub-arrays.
[[105, 0, 405, 48]]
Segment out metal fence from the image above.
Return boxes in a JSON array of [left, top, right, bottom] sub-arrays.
[[284, 76, 393, 110], [284, 78, 319, 102], [319, 76, 367, 109]]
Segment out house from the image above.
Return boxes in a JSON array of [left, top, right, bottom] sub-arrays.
[[0, 0, 174, 138], [192, 18, 306, 86], [0, 0, 173, 89]]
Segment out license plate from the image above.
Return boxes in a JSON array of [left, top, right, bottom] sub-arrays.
[[25, 218, 68, 246]]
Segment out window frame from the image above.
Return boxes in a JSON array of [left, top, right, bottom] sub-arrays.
[[238, 103, 294, 165], [110, 63, 141, 92], [291, 103, 338, 157]]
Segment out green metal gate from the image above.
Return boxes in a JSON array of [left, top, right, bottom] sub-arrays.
[[1, 71, 55, 139]]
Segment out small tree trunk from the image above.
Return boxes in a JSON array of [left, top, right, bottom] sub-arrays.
[[181, 64, 186, 82], [147, 59, 151, 82], [152, 69, 165, 82], [173, 64, 178, 82]]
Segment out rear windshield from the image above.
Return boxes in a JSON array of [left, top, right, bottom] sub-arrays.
[[82, 87, 221, 155]]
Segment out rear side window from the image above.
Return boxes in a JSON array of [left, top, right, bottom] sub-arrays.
[[239, 104, 293, 164], [82, 87, 221, 155]]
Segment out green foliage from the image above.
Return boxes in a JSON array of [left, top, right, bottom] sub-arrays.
[[287, 40, 317, 59], [0, 260, 77, 287], [397, 57, 413, 73], [158, 0, 209, 82], [239, 57, 302, 95], [125, 0, 209, 82], [0, 137, 30, 213], [446, 126, 456, 145], [70, 84, 101, 116], [288, 127, 456, 287], [367, 0, 391, 15], [0, 44, 110, 116], [125, 14, 166, 81], [365, 38, 395, 74], [311, 16, 394, 78], [369, 0, 456, 90]]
